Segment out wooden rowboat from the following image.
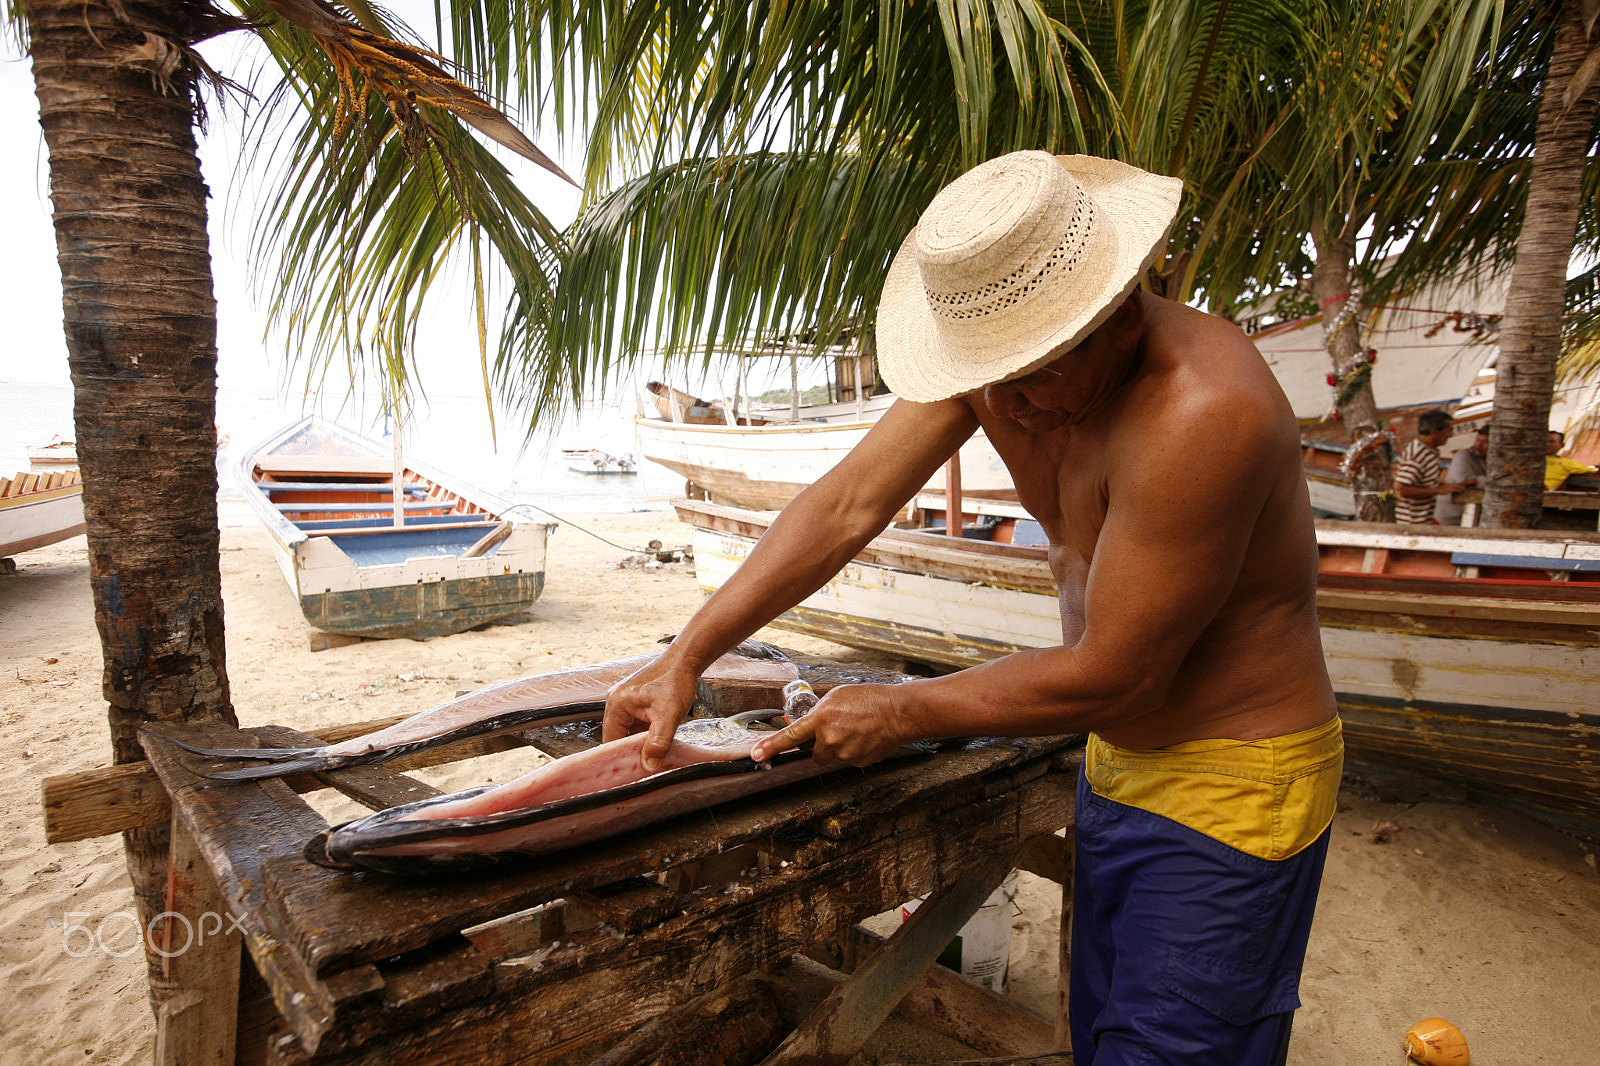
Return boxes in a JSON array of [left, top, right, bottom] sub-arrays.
[[238, 416, 556, 641], [676, 497, 1600, 840], [636, 401, 1015, 513], [25, 435, 78, 466], [0, 470, 86, 570]]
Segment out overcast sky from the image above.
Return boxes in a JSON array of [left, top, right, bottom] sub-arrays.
[[0, 9, 586, 396]]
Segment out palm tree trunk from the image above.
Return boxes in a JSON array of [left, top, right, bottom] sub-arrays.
[[27, 0, 236, 1004], [1311, 230, 1394, 522], [1484, 2, 1600, 527]]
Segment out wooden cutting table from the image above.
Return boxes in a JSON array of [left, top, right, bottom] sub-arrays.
[[90, 667, 1080, 1065]]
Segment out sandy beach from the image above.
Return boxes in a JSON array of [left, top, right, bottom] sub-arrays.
[[3, 508, 1598, 1065]]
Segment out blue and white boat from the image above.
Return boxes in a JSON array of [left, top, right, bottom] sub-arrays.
[[237, 416, 555, 641]]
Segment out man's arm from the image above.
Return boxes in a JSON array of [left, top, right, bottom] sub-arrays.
[[1396, 446, 1466, 498], [1443, 451, 1481, 491], [752, 398, 1291, 765], [604, 398, 981, 767]]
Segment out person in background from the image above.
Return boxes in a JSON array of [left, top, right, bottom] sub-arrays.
[[1544, 430, 1597, 490], [1434, 424, 1489, 526], [1393, 409, 1469, 524]]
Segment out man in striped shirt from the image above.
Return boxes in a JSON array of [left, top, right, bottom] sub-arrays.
[[1393, 409, 1469, 524]]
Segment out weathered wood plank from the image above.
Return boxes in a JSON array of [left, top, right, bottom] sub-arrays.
[[42, 722, 536, 843], [1054, 827, 1076, 1048], [590, 973, 784, 1066], [141, 721, 343, 1056], [1013, 831, 1069, 886], [261, 759, 1074, 1064], [261, 737, 1074, 978], [824, 924, 1058, 1059], [887, 1054, 1075, 1066], [761, 860, 1014, 1066], [153, 817, 242, 1066]]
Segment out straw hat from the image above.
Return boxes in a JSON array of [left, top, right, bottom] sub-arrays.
[[876, 151, 1183, 402]]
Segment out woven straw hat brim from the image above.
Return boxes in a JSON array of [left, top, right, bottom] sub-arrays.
[[877, 155, 1182, 403]]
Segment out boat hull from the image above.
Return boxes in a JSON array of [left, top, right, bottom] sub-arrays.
[[675, 499, 1600, 838], [0, 473, 86, 557], [240, 418, 556, 640], [637, 414, 1016, 512]]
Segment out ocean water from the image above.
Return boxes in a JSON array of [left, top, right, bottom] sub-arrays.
[[0, 381, 689, 526]]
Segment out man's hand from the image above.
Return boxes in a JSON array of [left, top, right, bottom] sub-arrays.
[[749, 683, 914, 767], [604, 657, 699, 771]]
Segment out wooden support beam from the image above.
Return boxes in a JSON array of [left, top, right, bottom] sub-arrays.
[[1054, 826, 1076, 1049], [887, 1054, 1074, 1065], [592, 973, 784, 1066], [822, 925, 1058, 1059], [760, 861, 1014, 1066], [1013, 830, 1069, 886], [153, 817, 242, 1066]]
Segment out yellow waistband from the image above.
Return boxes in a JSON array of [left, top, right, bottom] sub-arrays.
[[1085, 717, 1344, 861]]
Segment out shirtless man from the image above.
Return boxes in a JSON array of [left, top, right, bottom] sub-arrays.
[[606, 152, 1341, 1065]]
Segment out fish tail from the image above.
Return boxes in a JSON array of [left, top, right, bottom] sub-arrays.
[[302, 831, 359, 870], [198, 754, 356, 782], [150, 733, 320, 761]]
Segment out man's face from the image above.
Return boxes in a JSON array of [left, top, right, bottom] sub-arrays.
[[981, 350, 1080, 433], [1423, 424, 1453, 448], [1471, 432, 1489, 457], [1548, 432, 1564, 455]]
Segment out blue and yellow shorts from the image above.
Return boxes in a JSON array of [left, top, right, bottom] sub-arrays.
[[1070, 717, 1344, 1066]]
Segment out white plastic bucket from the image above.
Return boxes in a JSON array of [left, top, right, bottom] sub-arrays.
[[900, 869, 1019, 993]]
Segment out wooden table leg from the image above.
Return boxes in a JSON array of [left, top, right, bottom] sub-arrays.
[[153, 817, 241, 1066], [759, 860, 1013, 1066], [1054, 824, 1075, 1050]]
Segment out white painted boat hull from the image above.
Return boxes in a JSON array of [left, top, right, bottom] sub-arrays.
[[0, 479, 86, 557], [239, 417, 556, 640], [678, 501, 1600, 836], [636, 414, 1014, 512]]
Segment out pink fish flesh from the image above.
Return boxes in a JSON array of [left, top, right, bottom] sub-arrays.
[[158, 641, 799, 782], [306, 703, 857, 876]]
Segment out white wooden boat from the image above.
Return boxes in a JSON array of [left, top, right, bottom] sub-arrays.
[[675, 497, 1600, 840], [238, 416, 556, 640], [560, 448, 638, 475], [637, 399, 1015, 512], [25, 435, 78, 467], [0, 470, 85, 569]]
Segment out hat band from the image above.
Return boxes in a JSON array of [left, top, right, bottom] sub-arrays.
[[923, 194, 1097, 324]]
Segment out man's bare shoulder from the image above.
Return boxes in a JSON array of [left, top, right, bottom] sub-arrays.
[[1116, 302, 1299, 491]]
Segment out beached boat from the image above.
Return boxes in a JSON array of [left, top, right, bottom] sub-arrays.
[[675, 496, 1600, 839], [560, 448, 638, 475], [25, 435, 78, 467], [637, 390, 1014, 511], [238, 416, 556, 640], [0, 470, 86, 570]]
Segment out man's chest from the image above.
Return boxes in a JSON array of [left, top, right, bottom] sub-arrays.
[[979, 419, 1109, 563]]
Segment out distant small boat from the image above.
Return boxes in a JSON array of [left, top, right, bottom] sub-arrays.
[[26, 435, 78, 466], [0, 470, 85, 568], [237, 416, 556, 640], [560, 448, 638, 475]]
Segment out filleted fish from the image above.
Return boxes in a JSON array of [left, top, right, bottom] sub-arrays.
[[158, 641, 799, 781], [305, 680, 858, 875]]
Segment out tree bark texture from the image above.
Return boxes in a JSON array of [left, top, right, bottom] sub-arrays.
[[1311, 232, 1394, 523], [27, 0, 237, 1002], [1485, 2, 1600, 527]]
